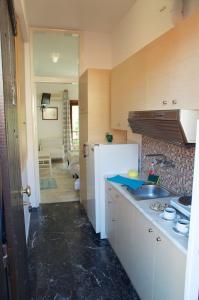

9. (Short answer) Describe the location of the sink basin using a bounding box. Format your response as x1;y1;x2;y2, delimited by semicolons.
126;184;173;200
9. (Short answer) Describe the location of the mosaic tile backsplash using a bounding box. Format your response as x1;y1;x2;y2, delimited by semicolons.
141;136;195;195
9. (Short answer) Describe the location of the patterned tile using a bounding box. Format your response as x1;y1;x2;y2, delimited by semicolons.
141;136;195;195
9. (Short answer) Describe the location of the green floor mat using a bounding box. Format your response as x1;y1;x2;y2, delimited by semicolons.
40;178;57;190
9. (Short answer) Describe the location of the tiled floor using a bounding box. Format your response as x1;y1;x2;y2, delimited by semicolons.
28;202;140;300
39;162;79;204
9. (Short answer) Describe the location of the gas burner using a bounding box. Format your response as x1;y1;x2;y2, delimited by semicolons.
178;196;192;206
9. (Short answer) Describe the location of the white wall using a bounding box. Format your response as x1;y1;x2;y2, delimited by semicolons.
24;42;41;208
37;99;63;140
111;0;199;67
36;82;78;141
111;0;174;66
80;31;112;74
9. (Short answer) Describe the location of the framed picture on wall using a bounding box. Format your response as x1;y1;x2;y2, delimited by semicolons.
42;107;58;120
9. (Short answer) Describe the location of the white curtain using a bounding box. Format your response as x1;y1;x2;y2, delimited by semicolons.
63;90;72;155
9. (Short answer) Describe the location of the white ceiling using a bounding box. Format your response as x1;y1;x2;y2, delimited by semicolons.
25;0;136;33
33;31;79;77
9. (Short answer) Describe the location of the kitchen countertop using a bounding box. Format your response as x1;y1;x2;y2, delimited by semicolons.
106;180;188;256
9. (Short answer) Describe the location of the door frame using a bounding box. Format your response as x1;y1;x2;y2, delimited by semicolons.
26;27;80;207
23;39;41;208
184;121;199;300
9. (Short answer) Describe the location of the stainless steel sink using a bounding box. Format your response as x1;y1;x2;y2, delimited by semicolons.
126;184;173;200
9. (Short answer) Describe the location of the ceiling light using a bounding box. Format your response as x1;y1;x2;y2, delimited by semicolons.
51;53;60;63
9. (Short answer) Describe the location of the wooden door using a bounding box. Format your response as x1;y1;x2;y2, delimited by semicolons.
0;0;30;299
79;114;88;209
15;20;30;239
0;163;9;299
79;72;88;208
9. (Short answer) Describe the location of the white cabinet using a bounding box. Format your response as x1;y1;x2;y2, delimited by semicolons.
105;183;186;300
116;192;137;281
105;184;119;251
111;16;199;130
111;51;146;130
105;183;140;286
133;209;156;300
153;227;186;300
134;210;186;300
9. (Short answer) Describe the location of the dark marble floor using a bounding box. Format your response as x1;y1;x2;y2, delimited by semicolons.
28;202;140;300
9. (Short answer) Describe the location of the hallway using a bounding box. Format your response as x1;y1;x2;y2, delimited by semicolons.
28;202;140;300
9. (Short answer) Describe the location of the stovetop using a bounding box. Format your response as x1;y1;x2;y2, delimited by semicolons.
170;197;191;219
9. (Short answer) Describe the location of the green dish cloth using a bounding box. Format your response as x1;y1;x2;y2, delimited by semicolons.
107;175;144;190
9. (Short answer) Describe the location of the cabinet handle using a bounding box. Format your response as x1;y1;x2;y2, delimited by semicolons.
156;237;161;242
148;228;153;233
112;219;117;222
172;99;177;105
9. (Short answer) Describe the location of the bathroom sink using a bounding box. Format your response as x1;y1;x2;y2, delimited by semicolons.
126;184;173;200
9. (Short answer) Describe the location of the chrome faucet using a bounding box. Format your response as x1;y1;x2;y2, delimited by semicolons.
145;153;175;168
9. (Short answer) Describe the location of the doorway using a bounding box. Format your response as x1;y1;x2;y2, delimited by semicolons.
36;82;80;203
32;29;80;205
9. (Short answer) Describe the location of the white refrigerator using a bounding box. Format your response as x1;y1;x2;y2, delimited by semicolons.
85;143;138;239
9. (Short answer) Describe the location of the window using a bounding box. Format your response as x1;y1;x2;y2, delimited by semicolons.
70;100;79;150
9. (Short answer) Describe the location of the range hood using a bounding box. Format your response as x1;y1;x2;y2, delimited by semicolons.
128;110;199;146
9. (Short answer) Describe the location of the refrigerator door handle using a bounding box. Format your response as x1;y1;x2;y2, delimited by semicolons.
83;144;89;158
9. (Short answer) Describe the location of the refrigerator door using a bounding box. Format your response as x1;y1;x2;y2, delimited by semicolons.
86;143;139;238
97;143;139;238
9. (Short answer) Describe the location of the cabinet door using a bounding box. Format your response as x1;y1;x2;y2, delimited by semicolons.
168;18;199;110
109;192;119;251
117;194;137;282
105;184;117;249
133;209;155;300
105;183;113;239
111;51;146;130
169;56;199;110
153;228;186;300
79;113;88;209
79;149;87;210
145;35;173;111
